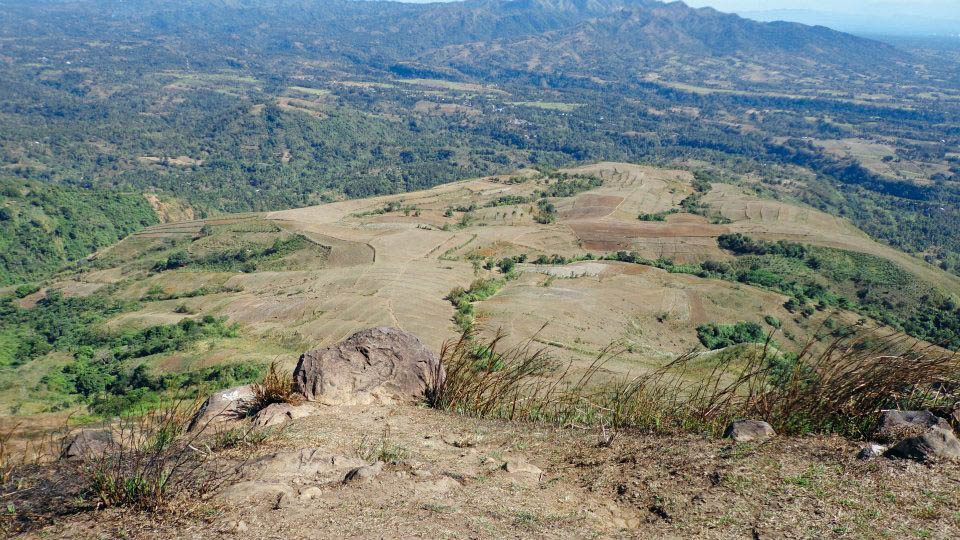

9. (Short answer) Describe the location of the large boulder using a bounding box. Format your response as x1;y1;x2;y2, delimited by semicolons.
876;410;952;442
884;427;960;462
187;384;255;433
61;429;116;461
293;327;444;405
723;420;775;442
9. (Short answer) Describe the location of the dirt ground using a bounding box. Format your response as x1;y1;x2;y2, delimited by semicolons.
10;403;960;539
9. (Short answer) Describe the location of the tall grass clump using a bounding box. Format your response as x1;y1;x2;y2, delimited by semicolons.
79;398;241;512
242;360;302;417
428;327;960;440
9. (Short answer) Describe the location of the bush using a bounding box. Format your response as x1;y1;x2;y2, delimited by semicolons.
697;322;767;350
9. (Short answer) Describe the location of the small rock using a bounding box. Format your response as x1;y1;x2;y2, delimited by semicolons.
502;458;543;480
250;402;315;428
298;487;323;500
856;444;887;460
343;462;384;484
273;492;292;510
219;481;296;505
723;420;775;442
885;427;960;462
61;429;116;461
244;449;364;482
233;520;248;533
428;475;462;493
187;384;255;432
876;410;952;442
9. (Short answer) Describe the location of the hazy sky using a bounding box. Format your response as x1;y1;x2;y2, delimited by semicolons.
684;0;957;16
682;1;960;35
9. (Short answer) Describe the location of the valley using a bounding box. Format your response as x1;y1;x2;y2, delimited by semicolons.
3;162;957;420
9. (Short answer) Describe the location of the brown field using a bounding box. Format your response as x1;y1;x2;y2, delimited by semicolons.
815;137;951;182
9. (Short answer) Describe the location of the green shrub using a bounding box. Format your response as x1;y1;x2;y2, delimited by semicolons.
697;321;767;350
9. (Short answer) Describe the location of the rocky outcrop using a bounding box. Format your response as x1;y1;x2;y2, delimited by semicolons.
884;427;960;462
250;402;316;428
61;429;116;460
187;384;255;433
876;410;952;443
723;420;775;443
293;327;444;405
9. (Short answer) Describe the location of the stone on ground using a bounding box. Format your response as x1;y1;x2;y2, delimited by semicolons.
250;402;316;428
884;427;960;462
293;327;444;405
187;384;255;432
343;461;384;484
723;420;775;442
61;429;116;460
876;410;952;442
856;444;887;460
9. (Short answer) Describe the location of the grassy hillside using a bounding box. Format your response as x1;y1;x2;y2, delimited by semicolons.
0;179;158;285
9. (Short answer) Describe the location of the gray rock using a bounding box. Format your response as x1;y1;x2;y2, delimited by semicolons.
219;481;296;506
293;327;445;405
187;384;255;433
298;486;324;500
250;402;316;428
723;420;775;442
876;410;951;442
245;449;364;482
931;404;960;431
885;427;960;462
500;458;543;480
857;444;888;460
343;462;384;484
61;429;116;461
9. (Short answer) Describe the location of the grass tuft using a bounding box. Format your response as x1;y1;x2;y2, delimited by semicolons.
243;360;302;417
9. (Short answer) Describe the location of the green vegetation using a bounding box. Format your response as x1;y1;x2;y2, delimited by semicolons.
535;174;603;198
0;180;158;285
0;286;263;416
447;276;515;332
638;210;677;222
153;235;311;273
696;322;767;350
141;284;243;302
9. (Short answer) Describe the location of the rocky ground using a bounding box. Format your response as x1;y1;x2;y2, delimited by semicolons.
13;402;960;539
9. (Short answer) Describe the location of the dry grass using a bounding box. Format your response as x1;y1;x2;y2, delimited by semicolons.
430;328;960;440
244;360;302;417
77;398;242;512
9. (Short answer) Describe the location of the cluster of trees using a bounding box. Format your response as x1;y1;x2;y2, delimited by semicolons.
0;285;259;415
0;180;157;285
696;322;767;350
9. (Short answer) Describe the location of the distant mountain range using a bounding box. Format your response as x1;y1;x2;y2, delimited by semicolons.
0;0;923;88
